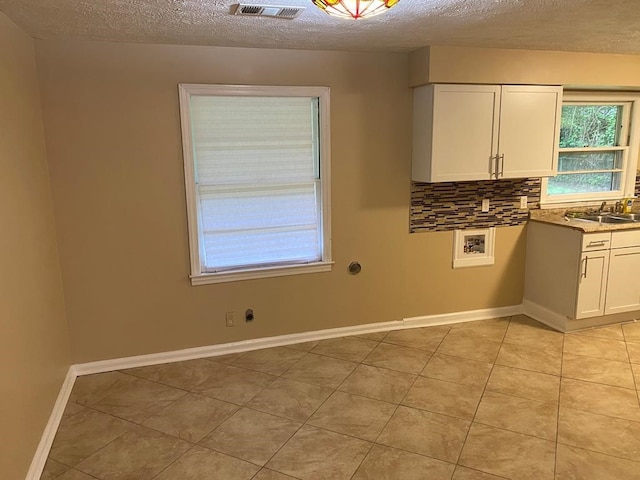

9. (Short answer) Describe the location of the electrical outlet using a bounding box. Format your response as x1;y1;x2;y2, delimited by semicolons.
520;195;528;209
481;199;490;212
225;312;235;327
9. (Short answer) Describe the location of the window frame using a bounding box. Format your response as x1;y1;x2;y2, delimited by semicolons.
540;92;640;208
178;84;332;285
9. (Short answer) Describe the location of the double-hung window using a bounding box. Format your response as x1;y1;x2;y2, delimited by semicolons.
179;84;332;285
541;93;640;206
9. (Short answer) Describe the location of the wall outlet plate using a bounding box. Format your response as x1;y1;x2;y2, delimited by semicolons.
481;199;490;212
225;312;235;327
520;196;528;209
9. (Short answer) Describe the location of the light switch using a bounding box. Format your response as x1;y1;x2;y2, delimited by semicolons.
481;199;490;212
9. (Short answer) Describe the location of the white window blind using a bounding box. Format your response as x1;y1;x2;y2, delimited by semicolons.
189;95;323;272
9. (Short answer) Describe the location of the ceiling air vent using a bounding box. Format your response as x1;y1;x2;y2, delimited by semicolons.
234;4;305;19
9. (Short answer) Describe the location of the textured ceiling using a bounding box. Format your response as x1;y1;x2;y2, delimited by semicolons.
1;0;640;54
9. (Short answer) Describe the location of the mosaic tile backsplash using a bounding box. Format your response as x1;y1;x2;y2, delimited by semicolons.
410;178;541;233
411;174;640;233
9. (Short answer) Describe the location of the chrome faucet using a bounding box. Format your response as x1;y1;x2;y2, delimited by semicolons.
598;201;607;213
615;201;623;214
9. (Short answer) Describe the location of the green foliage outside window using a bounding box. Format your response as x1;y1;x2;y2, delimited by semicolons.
559;105;620;148
548;104;622;196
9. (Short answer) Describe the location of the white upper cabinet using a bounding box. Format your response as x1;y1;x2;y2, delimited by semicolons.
499;86;563;179
412;84;562;182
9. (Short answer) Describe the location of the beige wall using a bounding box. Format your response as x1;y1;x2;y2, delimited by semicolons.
0;13;70;479
410;46;640;88
35;40;526;363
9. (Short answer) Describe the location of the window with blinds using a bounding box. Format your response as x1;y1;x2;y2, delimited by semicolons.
179;85;332;284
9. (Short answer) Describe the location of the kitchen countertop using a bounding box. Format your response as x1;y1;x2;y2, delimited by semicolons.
529;208;640;233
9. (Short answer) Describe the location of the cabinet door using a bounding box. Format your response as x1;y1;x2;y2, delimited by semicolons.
575;250;609;319
498;85;562;179
604;246;640;315
428;85;500;181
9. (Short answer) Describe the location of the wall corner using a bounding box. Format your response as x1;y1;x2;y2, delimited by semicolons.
408;46;430;88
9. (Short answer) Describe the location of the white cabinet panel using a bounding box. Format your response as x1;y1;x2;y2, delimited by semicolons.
498;86;562;179
605;246;640;315
581;232;612;251
412;84;499;182
575;250;609;319
611;230;640;249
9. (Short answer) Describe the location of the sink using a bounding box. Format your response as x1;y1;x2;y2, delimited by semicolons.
577;214;636;224
615;213;640;221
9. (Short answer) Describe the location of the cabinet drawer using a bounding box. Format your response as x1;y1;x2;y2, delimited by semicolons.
611;229;640;249
581;232;611;251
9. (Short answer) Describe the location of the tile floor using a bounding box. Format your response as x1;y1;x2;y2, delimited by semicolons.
41;315;640;480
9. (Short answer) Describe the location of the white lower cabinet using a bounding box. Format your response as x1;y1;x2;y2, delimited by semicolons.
605;245;640;314
524;222;640;327
575;250;609;319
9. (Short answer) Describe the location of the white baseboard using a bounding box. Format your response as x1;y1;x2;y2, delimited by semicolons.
522;299;568;332
74;304;524;376
403;304;524;328
25;366;77;480
73;320;403;376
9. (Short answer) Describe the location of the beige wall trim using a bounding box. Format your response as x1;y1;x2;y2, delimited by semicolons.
73;304;523;376
25;368;77;480
403;304;524;328
409;45;640;88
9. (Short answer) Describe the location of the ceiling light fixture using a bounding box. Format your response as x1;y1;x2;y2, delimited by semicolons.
312;0;399;20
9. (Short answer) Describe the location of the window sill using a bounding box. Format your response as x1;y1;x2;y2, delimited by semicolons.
190;261;334;285
540;195;628;210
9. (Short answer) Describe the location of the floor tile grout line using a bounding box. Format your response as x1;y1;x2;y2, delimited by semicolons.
274;337;382;480
348;327;453;479
68;428;133;479
148;443;200;480
358;325;455;473
49;403;179;470
480;386;559;406
559;404;640;424
118;362;279;408
560;374;638;391
453;315;512;470
199;418;306;477
469;419;557;443
554;327;566;480
555;438;640;466
491;361;563;378
57;405;90;424
452;464;511;480
46;461;102;480
191;340;373;476
80;403;201;446
256;336;384;480
623;334;640;410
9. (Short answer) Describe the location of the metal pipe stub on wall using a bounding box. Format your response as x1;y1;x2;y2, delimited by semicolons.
348;262;362;275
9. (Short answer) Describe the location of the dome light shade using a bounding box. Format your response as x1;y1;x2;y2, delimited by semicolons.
312;0;399;19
